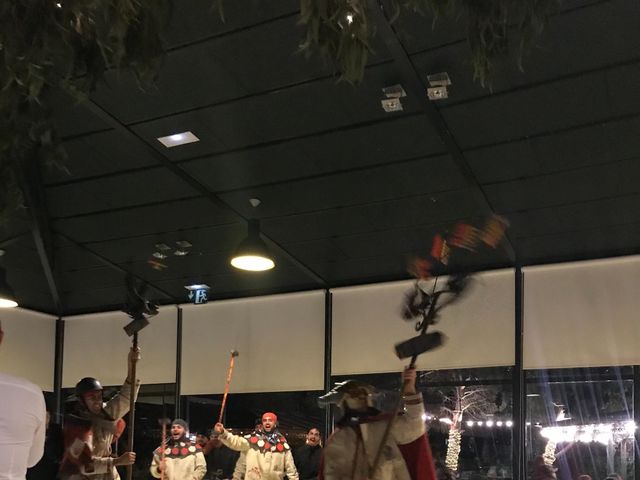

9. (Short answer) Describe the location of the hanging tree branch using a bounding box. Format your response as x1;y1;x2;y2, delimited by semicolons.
0;0;171;224
299;0;561;85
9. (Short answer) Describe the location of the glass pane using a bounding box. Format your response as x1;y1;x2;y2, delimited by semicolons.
183;391;324;479
332;366;513;480
526;368;634;480
60;383;176;480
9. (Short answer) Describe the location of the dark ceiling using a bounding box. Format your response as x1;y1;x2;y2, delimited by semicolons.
2;0;640;315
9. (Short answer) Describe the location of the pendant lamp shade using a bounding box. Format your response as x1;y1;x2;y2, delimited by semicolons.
230;219;275;271
0;267;18;308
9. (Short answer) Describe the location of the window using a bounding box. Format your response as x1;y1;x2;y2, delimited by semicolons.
526;368;634;480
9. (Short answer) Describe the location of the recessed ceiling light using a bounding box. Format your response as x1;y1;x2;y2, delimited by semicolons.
152;252;167;259
157;131;199;148
155;243;171;251
176;240;192;248
174;249;189;256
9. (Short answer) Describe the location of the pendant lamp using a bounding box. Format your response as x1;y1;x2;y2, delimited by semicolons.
230;219;275;272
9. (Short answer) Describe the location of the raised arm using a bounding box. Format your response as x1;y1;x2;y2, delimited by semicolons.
393;367;426;444
104;347;141;420
213;423;250;452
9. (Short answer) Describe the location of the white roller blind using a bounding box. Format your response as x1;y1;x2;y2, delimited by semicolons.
181;291;325;395
331;269;515;375
524;255;640;369
0;308;56;391
63;306;177;387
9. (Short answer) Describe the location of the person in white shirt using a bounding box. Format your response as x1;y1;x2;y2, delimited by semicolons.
0;320;47;480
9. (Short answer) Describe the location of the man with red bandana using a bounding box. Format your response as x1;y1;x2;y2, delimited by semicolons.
150;419;206;480
213;412;298;480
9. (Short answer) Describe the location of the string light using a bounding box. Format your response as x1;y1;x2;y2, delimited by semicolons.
422;414;515;428
541;421;637;445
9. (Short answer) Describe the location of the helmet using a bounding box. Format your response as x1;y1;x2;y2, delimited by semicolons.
75;377;103;397
318;380;376;411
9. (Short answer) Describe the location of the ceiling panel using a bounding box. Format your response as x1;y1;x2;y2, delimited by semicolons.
81;223;245;265
150;264;319;298
441;62;640;148
51;90;111;138
515;222;640;265
218;154;468;218
507;194;640;241
53;197;238;243
409;0;640;105
91;52;248;126
198;15;333;94
165;0;300;48
46;168;198;218
484;159;640;213
45;130;161;185
310;254;419;285
130;62;422;161
261;188;487;244
466;115;640;185
180;114;445;192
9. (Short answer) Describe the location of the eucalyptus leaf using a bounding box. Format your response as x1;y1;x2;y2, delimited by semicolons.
0;0;172;224
299;0;560;85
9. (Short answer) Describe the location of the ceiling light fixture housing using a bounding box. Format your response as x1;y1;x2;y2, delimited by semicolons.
230;219;275;272
426;72;451;101
381;84;406;112
157;131;200;148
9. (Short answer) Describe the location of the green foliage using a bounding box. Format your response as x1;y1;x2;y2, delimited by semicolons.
299;0;560;86
0;0;171;224
299;0;372;83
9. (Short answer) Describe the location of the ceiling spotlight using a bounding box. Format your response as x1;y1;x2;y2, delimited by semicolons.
152;252;167;259
381;84;406;113
157;131;200;148
155;243;171;251
427;71;451;101
381;98;403;112
466;421;474;427
174;249;189;256
0;251;17;308
176;240;192;248
346;13;354;24
230;219;275;272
